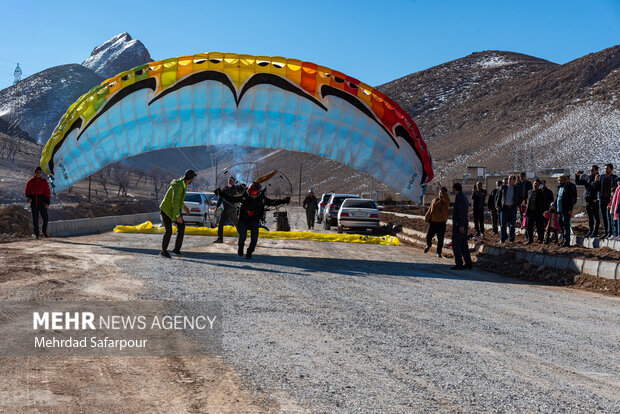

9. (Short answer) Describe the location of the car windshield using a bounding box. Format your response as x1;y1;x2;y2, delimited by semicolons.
343;200;377;209
321;194;331;203
184;194;202;203
332;196;357;205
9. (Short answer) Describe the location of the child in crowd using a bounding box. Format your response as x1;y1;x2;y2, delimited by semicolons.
543;203;561;244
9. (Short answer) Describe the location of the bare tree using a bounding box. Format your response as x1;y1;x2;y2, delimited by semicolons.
5;138;20;163
94;166;112;198
0;138;6;160
113;165;131;197
134;169;147;187
149;168;174;200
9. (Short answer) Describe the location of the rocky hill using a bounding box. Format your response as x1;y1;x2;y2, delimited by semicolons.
378;46;620;180
0;33;151;144
82;32;152;79
0;64;104;142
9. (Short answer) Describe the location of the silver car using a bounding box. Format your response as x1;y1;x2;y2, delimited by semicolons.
323;193;360;230
182;192;221;227
337;198;380;233
316;192;333;224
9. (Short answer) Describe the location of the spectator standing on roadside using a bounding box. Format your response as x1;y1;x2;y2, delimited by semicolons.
496;175;522;243
517;173;533;240
25;166;51;239
599;163;618;239
525;179;546;244
302;189;319;230
575;166;601;237
488;180;502;235
517;173;533;201
450;183;473;270
159;170;196;258
541;179;555;212
556;175;577;247
424;186;450;257
611;187;620;239
471;181;487;237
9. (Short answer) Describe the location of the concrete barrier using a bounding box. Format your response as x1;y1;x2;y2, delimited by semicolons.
568;259;584;273
384;221;619;280
572;235;620;251
48;212;160;237
582;260;600;277
386;212;620;252
598;262;618;281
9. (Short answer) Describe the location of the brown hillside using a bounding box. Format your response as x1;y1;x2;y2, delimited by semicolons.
378;46;620;180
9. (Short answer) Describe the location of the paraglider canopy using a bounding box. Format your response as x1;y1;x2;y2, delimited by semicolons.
41;53;433;202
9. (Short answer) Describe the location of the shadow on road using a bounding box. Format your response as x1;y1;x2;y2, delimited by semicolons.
87;242;532;285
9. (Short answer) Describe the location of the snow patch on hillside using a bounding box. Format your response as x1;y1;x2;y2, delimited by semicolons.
477;56;515;68
440;102;620;177
82;33;151;79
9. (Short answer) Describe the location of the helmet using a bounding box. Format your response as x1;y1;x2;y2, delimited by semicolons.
248;182;261;195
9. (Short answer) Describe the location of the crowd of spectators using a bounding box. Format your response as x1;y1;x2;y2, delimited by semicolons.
424;164;619;264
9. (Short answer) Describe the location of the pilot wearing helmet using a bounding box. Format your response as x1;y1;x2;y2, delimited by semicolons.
215;182;290;259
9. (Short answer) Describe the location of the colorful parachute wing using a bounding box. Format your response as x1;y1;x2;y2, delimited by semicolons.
41;53;433;201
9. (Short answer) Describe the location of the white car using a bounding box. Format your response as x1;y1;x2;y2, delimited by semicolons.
182;192;221;227
323;193;360;230
337;198;380;233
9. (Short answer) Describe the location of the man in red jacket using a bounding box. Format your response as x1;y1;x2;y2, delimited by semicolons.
25;167;51;238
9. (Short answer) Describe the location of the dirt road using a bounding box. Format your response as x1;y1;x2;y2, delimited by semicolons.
0;209;619;413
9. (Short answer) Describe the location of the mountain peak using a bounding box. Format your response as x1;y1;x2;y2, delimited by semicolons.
82;33;152;80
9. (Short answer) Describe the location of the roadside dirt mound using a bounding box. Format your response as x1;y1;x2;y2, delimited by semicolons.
381;212;620;261
0;205;32;238
381;212;620;296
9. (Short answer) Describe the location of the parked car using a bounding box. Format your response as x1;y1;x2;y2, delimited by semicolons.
182;191;221;227
316;193;333;224
337;198;380;233
323;193;360;230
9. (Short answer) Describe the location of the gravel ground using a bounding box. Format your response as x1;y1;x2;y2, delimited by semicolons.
102;207;620;413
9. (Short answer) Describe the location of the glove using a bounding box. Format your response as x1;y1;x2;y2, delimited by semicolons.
284;196;290;204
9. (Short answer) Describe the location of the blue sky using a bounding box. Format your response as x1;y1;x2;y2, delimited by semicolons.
0;0;618;90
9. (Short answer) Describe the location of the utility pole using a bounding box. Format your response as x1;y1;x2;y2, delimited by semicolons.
298;164;303;205
13;63;22;85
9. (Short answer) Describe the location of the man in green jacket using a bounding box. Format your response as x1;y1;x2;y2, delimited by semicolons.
159;170;196;258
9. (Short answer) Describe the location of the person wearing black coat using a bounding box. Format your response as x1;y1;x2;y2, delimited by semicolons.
215;182;290;259
451;183;473;270
488;180;502;235
541;180;555;210
575;166;601;237
214;177;243;243
555;175;578;247
471;181;487;236
302;190;319;229
525;179;546;244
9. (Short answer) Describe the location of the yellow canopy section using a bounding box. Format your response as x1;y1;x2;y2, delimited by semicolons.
113;222;399;246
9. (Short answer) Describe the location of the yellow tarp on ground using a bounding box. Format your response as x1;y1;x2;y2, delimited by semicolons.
114;222;399;246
